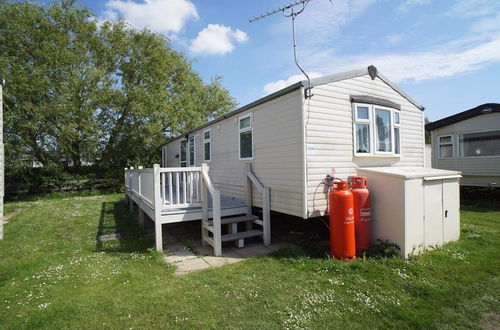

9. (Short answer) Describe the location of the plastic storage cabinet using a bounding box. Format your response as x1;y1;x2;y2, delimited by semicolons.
356;167;461;258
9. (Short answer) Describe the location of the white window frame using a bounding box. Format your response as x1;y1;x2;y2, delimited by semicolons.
352;103;400;157
203;129;211;162
188;136;196;166
179;140;187;167
394;110;401;155
457;129;500;158
238;113;254;160
353;103;372;155
438;134;454;159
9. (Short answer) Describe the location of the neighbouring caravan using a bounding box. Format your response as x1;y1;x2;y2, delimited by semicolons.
161;66;426;219
426;103;500;187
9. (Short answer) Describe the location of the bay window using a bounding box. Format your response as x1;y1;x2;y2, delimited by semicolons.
353;103;400;156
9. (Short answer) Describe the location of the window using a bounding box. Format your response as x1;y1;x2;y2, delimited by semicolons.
238;113;253;160
354;106;370;153
438;135;454;159
394;111;401;154
353;103;400;156
188;136;195;166
180;140;187;167
459;130;500;157
203;129;211;162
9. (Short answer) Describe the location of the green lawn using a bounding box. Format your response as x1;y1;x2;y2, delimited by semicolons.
0;193;498;329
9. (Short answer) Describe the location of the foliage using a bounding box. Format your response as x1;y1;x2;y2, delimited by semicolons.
367;239;401;258
425;116;432;144
0;0;236;171
4;166;120;198
0;193;498;329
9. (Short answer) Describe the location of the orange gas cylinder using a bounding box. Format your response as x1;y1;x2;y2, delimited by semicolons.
328;181;356;261
349;176;372;257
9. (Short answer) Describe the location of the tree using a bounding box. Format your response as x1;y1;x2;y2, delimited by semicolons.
0;0;236;171
425;117;432;144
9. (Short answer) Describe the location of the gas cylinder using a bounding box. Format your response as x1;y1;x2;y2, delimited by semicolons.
328;181;356;261
349;176;372;257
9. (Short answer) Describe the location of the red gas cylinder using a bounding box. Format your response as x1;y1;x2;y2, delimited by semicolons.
328;181;356;261
349;176;372;257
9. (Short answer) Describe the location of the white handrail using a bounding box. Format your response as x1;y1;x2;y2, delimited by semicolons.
200;163;222;256
245;164;271;246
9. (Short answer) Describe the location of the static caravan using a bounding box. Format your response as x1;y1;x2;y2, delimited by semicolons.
126;65;434;256
161;65;426;218
426;103;500;187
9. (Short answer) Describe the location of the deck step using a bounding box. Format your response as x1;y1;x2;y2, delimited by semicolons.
206;215;258;226
221;229;263;242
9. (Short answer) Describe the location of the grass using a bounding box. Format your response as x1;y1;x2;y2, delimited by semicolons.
0;193;499;329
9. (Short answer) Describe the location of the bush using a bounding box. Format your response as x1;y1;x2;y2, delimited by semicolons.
5;166;122;199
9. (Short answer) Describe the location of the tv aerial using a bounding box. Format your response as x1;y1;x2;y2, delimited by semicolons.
249;0;334;99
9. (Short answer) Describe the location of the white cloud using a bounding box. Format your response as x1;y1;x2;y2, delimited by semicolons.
190;24;248;56
263;34;500;93
386;33;405;45
284;0;377;46
263;72;323;95
102;0;198;34
398;0;431;12
448;0;500;18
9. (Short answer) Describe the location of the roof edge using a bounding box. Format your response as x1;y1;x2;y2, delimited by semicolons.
162;81;302;145
426;103;500;131
162;65;425;147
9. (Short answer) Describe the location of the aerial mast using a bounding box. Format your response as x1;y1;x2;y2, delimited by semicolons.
249;0;327;99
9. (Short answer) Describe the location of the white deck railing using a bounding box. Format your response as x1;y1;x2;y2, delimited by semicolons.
125;164;221;252
160;167;202;209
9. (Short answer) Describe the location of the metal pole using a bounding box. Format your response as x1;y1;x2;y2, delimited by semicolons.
0;77;4;240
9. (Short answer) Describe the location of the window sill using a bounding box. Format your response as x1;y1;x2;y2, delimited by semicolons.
354;153;401;159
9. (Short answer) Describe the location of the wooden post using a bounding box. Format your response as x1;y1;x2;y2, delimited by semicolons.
212;190;222;256
263;187;271;246
153;164;163;251
201;163;209;247
129;167;134;212
124;168;129;205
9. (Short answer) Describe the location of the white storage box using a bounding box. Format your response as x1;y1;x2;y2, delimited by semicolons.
356;167;461;258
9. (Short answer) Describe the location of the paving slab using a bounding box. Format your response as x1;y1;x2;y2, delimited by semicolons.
175;258;211;275
202;250;245;267
97;233;121;242
164;249;197;264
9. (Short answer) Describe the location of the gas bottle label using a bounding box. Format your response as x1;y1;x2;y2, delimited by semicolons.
348;208;353;215
344;216;354;224
360;208;371;217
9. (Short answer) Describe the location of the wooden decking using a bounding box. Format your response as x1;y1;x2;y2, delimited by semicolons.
124;164;270;256
125;189;247;224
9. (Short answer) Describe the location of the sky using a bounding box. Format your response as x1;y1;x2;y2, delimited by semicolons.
77;0;499;121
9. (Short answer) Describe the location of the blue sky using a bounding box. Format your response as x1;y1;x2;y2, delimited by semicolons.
79;0;499;121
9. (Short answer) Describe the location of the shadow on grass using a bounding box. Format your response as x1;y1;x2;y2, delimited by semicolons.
95;200;153;254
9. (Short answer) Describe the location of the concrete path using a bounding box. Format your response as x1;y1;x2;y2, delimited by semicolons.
161;223;291;275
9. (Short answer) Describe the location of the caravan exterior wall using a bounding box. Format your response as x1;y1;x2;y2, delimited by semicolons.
305;75;424;217
164;89;306;217
162;68;425;219
430;112;500;187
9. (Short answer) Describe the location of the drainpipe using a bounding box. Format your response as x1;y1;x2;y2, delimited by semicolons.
0;77;4;240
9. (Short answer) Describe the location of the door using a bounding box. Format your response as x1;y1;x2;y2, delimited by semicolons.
424;180;443;248
442;179;460;242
